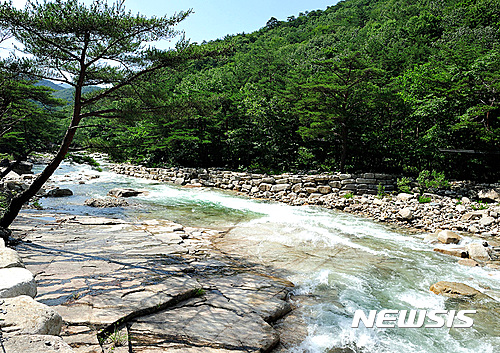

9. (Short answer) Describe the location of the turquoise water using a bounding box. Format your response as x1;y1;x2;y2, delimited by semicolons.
33;162;500;353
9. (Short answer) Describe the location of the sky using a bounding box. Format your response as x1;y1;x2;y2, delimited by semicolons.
1;0;339;54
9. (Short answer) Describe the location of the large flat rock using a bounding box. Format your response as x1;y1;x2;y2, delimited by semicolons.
11;214;293;352
129;297;279;352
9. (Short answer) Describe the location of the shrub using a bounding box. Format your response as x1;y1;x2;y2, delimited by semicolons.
377;183;386;198
417;170;449;192
418;196;431;203
397;177;412;193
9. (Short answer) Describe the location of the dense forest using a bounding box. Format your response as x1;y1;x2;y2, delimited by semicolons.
2;0;500;181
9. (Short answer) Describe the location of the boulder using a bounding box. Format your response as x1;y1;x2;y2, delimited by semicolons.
430;281;482;298
2;335;74;353
0;295;62;336
480;216;495;226
423;233;439;244
45;188;73;197
398;207;413;220
0;267;37;298
0;247;25;268
478;189;500;203
465;243;491;261
317;185;332;194
437;230;461;244
458;258;480;267
107;188;144;197
397;193;414;201
11;161;33;175
84;197;128;208
434;247;468;258
174;177;185;185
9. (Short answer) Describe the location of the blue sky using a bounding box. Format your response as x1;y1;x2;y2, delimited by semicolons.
4;0;339;51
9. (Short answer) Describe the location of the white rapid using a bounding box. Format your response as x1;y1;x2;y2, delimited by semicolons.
33;162;500;353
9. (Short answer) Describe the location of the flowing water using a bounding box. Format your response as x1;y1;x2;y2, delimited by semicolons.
31;162;500;353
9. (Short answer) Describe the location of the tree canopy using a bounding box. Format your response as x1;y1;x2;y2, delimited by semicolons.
0;0;193;230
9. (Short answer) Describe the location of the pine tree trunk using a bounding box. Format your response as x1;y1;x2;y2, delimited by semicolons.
0;83;84;233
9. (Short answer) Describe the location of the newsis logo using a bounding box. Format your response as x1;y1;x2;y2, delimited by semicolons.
351;309;476;328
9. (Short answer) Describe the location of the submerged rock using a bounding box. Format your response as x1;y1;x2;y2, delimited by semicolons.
84;197;128;208
437;230;461;244
107;188;145;197
429;281;483;298
45;188;73;197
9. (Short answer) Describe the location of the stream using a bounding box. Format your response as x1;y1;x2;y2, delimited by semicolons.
30;161;500;353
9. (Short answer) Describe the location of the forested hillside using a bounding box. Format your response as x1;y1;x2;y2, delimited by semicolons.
3;0;500;180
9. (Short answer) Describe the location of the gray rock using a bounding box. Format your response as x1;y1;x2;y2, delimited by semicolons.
84;197;128;208
2;335;74;353
174;177;185;185
466;243;491;261
0;295;62;336
46;188;73;197
397;193;414;201
107;188;144;197
129;301;279;352
480;216;495;226
0;267;37;298
0;247;25;269
317;185;332;194
270;184;290;192
261;177;276;184
11;161;33;175
478;189;500;202
437;230;461;244
398;207;413;220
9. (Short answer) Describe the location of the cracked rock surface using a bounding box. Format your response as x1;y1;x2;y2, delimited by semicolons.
11;213;294;353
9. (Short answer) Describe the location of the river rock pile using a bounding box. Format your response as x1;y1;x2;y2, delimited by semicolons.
0;234;73;352
110;165;500;236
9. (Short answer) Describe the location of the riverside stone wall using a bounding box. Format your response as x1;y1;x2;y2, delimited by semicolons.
110;165;397;199
109;164;500;236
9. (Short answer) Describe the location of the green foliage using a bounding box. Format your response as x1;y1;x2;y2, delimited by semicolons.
2;0;499;181
416;170;450;192
194;288;206;296
471;201;489;210
418;195;431;203
66;153;100;167
377;183;386;198
343;192;354;199
397;177;412;193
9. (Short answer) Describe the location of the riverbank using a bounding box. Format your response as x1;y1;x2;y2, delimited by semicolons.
110;165;500;237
